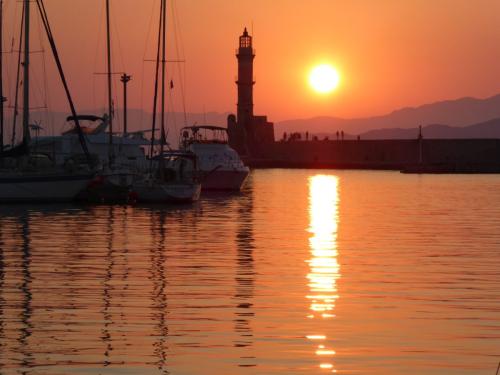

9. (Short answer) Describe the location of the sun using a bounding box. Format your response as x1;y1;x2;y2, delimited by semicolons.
309;64;340;94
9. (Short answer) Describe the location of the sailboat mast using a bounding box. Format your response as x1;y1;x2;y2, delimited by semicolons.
106;0;113;162
148;0;163;171
0;0;3;152
11;4;24;146
159;0;166;157
22;0;30;143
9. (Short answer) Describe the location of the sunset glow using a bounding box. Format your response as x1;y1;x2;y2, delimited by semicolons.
309;65;340;94
0;0;497;124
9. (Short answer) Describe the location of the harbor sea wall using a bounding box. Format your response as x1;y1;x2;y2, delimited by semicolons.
247;139;500;171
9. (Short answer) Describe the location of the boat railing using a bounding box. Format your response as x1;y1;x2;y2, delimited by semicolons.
179;125;229;148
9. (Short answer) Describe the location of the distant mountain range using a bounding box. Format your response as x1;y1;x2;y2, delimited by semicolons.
359;118;500;139
5;93;500;143
275;94;500;139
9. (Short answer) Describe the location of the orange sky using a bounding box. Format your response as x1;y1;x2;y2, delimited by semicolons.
4;0;500;123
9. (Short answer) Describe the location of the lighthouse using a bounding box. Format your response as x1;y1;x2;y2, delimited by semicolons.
236;28;254;126
228;28;274;156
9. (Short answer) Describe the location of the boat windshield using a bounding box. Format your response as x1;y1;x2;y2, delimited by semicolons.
180;126;228;147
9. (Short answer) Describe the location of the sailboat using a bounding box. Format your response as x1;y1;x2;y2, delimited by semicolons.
131;0;201;203
0;0;94;202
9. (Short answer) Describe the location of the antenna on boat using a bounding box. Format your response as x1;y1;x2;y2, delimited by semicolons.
418;125;423;165
120;73;131;136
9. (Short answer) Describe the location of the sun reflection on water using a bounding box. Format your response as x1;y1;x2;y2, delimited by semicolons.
306;175;340;372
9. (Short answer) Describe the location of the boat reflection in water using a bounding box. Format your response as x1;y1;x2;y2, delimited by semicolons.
232;185;255;367
307;175;340;373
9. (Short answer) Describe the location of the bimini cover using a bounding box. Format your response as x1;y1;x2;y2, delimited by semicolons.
66;115;103;122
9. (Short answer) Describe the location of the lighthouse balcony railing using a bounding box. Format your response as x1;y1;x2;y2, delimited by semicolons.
235;76;256;84
235;48;256;55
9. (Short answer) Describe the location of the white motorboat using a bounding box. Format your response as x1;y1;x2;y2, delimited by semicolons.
34;115;151;172
179;126;249;190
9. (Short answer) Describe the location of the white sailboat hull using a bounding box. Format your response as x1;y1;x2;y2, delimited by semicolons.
0;174;93;203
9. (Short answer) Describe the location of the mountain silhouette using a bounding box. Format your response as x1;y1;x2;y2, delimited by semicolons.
275;93;500;137
360;118;500;139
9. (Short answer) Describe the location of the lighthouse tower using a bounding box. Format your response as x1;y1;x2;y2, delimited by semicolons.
236;28;254;126
228;28;274;156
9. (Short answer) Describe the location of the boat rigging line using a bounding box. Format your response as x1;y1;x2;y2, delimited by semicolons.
35;0;92;166
170;0;188;127
91;0;105;114
35;9;54;136
139;0;158;131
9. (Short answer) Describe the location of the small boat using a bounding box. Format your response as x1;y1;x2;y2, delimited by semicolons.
130;0;200;204
179;125;249;190
77;167;134;203
131;151;201;203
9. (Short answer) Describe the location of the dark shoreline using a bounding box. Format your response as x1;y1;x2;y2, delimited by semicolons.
243;138;500;174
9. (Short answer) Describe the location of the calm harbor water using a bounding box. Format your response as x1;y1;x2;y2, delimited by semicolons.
0;169;499;375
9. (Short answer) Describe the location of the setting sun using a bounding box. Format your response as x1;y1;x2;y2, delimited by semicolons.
309;64;340;94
